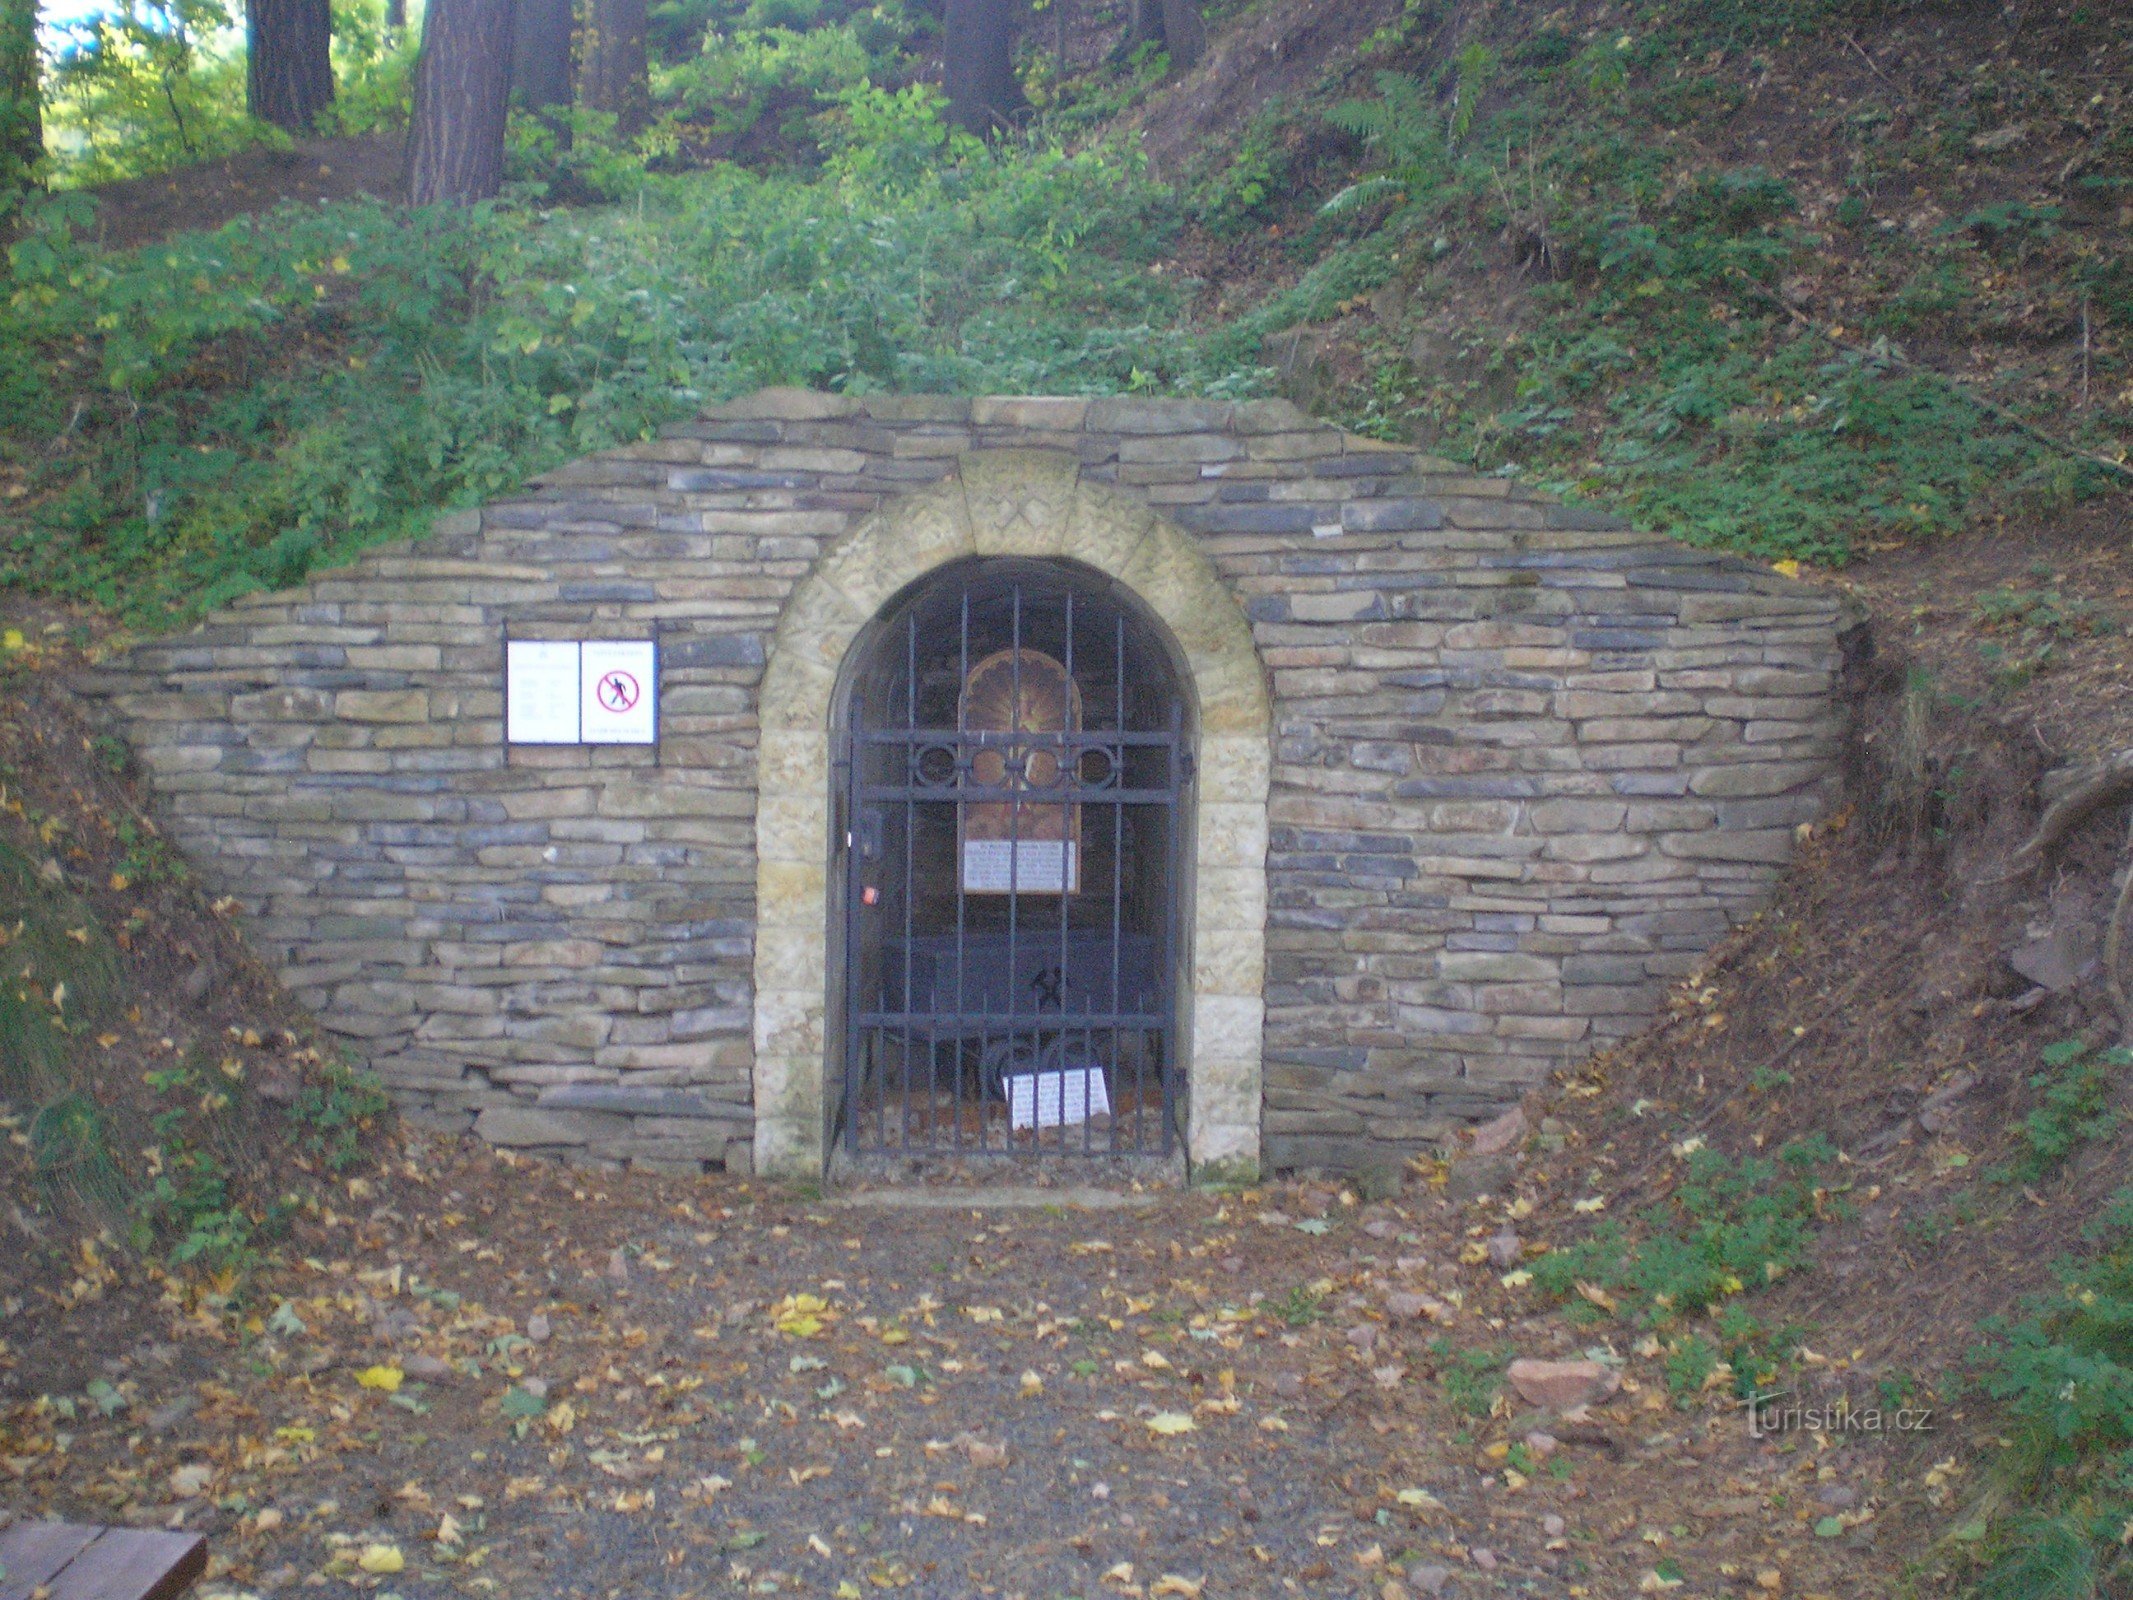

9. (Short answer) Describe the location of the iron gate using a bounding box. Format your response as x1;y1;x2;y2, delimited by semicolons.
836;559;1189;1158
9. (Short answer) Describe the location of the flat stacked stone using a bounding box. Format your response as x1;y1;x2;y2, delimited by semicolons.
78;390;1847;1177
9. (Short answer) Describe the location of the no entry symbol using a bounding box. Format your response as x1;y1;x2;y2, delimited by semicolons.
595;670;640;714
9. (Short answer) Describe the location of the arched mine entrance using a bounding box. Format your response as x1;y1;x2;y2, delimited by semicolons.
829;556;1196;1165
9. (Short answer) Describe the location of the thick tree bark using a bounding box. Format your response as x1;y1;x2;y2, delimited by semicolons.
511;0;572;115
1125;0;1203;71
1157;0;1204;70
0;0;40;184
577;0;647;137
247;0;335;133
943;0;1021;134
405;0;517;206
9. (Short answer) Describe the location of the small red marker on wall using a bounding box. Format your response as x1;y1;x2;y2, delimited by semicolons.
862;885;879;906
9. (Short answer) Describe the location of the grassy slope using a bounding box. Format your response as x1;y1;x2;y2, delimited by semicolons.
0;620;390;1302
1150;0;2131;562
4;2;2125;628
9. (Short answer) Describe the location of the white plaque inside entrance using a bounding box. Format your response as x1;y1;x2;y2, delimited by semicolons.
961;838;1076;894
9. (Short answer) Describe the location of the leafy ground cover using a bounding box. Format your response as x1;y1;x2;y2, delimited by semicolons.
1;96;1244;628
6;1140;1916;1600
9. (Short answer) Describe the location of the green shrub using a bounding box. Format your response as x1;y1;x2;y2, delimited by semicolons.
1531;1137;1835;1326
0;108;1234;629
43;0;263;186
1191;100;1293;236
0;835;120;1095
129;1055;297;1272
2001;1040;2127;1186
288;1057;390;1171
1429;1337;1512;1416
29;1091;129;1221
658;15;884;143
1272;1282;1325;1327
323;0;418;135
1971;1188;2133;1597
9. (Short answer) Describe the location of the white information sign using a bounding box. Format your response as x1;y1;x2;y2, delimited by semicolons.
579;640;658;745
505;641;583;744
961;838;1076;894
1007;1067;1111;1131
505;639;659;745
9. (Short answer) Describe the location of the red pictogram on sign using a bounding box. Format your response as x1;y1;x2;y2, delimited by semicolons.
595;670;640;713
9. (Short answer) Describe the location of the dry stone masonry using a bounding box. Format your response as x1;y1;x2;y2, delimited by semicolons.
79;391;1848;1180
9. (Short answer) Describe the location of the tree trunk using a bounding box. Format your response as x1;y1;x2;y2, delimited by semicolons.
511;0;572;115
405;0;517;206
943;0;1020;134
0;0;41;185
385;0;405;31
1125;0;1160;50
577;0;647;137
1157;0;1204;70
1123;0;1203;71
247;0;335;133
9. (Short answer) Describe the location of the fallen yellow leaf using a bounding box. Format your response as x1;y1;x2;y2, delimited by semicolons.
356;1543;405;1574
1145;1411;1195;1436
356;1365;405;1392
774;1293;833;1338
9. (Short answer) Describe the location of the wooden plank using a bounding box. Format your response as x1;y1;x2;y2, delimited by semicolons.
45;1528;208;1600
0;1522;102;1600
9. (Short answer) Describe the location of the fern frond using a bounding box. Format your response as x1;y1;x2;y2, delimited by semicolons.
1327;99;1394;142
1319;176;1404;217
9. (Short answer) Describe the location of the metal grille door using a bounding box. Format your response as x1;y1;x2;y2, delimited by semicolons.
836;559;1189;1158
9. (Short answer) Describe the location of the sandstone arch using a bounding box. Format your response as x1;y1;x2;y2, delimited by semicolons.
751;450;1272;1179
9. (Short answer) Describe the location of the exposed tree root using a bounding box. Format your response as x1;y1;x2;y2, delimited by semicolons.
2002;749;2133;872
2108;817;2133;1047
1996;750;2133;1043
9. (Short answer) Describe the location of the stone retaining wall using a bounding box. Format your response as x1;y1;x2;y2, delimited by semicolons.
78;391;1848;1178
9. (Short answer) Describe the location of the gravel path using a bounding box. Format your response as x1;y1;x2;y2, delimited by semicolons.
3;1140;1899;1600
